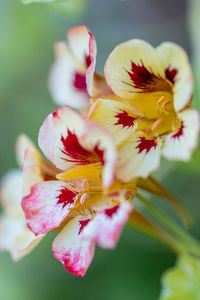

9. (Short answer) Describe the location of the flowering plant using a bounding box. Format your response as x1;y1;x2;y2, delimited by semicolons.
1;24;200;297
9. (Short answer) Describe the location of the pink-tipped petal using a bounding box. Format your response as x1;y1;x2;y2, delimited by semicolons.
83;202;133;249
52;217;95;277
67;25;92;66
163;109;200;161
67;25;107;99
85;29;98;96
22;181;78;235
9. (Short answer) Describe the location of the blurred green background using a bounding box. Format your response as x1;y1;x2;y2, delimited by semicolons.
0;0;200;299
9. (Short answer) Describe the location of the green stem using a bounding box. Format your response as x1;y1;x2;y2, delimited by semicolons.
137;193;200;258
129;219;187;255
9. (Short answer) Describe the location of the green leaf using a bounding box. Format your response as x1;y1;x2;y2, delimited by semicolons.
160;255;200;300
21;0;67;4
21;0;88;16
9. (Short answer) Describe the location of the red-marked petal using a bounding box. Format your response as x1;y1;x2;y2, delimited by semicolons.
48;41;89;110
22;181;78;235
67;25;91;66
163;109;199;160
157;42;193;112
83;202;133;249
105;39;166;100
116;133;162;182
85;28;97;96
136;137;158;154
39;106;117;188
88;99;138;145
114;110;136;128
52;217;95;277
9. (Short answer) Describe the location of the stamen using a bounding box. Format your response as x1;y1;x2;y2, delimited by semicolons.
156;96;172;115
157;96;165;106
162;100;170;112
80;193;88;205
151;118;163;131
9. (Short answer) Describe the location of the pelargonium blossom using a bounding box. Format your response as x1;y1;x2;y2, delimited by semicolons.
21;106;137;277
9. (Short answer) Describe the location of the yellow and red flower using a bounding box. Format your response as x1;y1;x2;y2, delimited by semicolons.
21;106;137;277
49;26;199;181
1;25;199;279
88;39;199;181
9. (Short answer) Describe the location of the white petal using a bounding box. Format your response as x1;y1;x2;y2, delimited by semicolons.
157;42;193;112
0;170;23;217
52;216;95;277
116;133;162;181
163;109;200;161
0;216;42;261
48;41;89;110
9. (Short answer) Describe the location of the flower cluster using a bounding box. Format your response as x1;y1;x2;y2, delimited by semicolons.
0;25;199;277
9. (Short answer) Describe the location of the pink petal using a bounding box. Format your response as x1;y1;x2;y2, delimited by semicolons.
22;181;78;235
52;217;95;277
85;29;97;97
83;202;133;248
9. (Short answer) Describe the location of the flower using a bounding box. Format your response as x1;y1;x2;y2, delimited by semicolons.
0;136;42;261
2;25;197;279
21;106;137;277
48;25;109;111
49;26;199;181
88;39;199;181
1;105;189;276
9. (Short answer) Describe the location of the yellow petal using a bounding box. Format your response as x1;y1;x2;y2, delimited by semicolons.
105;39;169;100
